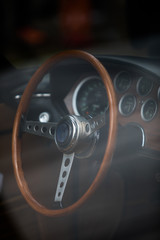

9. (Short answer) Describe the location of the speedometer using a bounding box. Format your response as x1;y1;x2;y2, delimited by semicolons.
72;76;108;117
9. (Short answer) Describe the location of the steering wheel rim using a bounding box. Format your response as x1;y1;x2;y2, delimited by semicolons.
12;50;117;217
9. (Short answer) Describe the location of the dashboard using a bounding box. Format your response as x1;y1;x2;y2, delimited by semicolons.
1;55;160;152
63;56;160;152
1;54;160;240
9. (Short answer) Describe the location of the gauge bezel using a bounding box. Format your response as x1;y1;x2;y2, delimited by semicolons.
141;98;157;122
114;71;131;93
119;94;137;116
136;76;153;96
72;76;107;116
157;86;160;101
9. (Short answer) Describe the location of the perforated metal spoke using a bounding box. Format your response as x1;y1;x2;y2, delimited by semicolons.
54;153;75;203
22;120;56;140
88;112;106;134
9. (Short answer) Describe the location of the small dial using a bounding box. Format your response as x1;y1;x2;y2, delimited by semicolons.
114;71;131;93
137;77;153;96
141;99;157;121
119;94;136;116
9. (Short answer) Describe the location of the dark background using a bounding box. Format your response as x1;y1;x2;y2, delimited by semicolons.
0;1;160;239
0;0;160;65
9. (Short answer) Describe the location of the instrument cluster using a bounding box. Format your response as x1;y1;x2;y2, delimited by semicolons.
114;71;158;122
70;70;159;122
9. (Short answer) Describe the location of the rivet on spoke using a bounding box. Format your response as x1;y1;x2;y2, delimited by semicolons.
27;125;32;130
60;182;64;188
62;171;67;178
34;125;39;131
85;124;89;133
58;192;61;197
41;127;47;133
49;127;55;136
64;158;70;167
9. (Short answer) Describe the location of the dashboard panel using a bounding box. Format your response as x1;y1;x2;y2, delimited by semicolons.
64;57;160;152
3;55;160;152
1;54;160;240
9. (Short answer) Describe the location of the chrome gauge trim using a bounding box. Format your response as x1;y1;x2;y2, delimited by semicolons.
15;93;51;100
72;76;103;116
72;77;90;115
139;125;145;147
114;71;131;93
119;94;136;116
126;123;145;148
158;86;160;101
141;98;157;122
136;76;153;96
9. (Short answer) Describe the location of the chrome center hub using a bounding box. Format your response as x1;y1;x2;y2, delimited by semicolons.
55;115;93;154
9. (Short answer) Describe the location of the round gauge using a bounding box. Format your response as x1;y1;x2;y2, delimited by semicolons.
119;94;136;116
141;99;157;121
72;76;108;117
137;76;153;96
114;71;131;93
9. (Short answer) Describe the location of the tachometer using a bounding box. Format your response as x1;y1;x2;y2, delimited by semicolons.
72;76;108;117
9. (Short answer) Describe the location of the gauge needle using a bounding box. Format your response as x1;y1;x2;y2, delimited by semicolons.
54;153;75;203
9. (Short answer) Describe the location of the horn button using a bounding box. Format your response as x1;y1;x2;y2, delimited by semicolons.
55;115;80;153
55;115;97;155
56;122;71;144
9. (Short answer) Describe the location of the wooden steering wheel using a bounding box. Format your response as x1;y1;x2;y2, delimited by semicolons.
12;50;117;217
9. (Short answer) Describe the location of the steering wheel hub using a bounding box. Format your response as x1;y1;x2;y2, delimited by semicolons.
55;115;93;154
55;116;77;152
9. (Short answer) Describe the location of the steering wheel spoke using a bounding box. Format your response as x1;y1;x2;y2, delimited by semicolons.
54;153;75;203
22;120;56;140
88;113;106;135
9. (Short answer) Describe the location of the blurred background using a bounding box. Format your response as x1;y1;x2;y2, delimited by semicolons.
0;0;160;67
0;2;160;239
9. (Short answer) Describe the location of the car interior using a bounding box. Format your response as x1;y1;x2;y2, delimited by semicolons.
0;1;160;240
